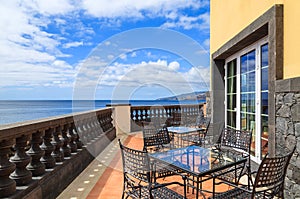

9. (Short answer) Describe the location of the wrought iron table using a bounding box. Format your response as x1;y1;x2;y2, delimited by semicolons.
167;126;204;148
149;145;247;199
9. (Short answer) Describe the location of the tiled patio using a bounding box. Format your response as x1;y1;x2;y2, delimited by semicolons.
58;132;230;199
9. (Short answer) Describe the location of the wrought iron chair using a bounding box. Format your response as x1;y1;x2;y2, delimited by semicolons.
213;128;252;187
181;117;211;147
143;126;171;152
143;126;180;179
119;139;187;199
211;146;295;199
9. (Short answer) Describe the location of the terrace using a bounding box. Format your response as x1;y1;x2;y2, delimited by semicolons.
0;101;295;198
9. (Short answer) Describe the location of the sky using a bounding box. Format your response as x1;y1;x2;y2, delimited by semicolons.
0;0;210;100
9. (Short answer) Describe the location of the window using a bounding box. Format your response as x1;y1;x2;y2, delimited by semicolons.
225;38;268;162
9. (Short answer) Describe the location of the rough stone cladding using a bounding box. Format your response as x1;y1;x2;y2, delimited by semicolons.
275;90;300;198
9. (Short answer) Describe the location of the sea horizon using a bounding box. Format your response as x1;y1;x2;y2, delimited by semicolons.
0;99;205;126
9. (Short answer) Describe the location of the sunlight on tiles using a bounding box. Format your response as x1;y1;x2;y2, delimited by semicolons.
77;188;84;192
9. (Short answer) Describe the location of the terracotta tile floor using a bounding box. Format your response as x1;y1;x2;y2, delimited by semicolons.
58;132;231;199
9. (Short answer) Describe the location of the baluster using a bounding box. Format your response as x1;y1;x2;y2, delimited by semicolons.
75;121;84;144
93;118;100;137
132;110;136;121
10;135;32;185
26;131;45;176
73;125;83;149
97;115;104;134
41;128;56;169
88;119;96;139
0;139;16;197
137;110;141;121
100;115;105;132
83;119;90;142
107;112;112;130
68;123;77;153
61;124;71;157
102;114;107;132
83;119;91;141
109;111;113;129
51;126;64;162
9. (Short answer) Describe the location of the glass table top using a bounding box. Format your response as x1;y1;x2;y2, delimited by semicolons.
167;126;203;134
149;145;247;176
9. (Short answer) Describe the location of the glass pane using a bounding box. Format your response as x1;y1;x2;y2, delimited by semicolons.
227;77;236;93
227;59;237;129
241;113;256;156
261;44;268;67
227;111;236;128
241;93;255;113
261;92;268;115
261;67;268;91
241;50;256;74
261;116;268;156
227;94;236;110
227;59;237;77
241;113;255;131
241;72;255;92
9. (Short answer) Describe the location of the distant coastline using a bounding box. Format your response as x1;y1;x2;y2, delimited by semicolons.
156;91;207;101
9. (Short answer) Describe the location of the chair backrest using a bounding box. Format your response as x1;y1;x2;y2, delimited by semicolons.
143;126;171;151
252;147;295;198
119;139;151;183
202;117;211;133
220;128;252;154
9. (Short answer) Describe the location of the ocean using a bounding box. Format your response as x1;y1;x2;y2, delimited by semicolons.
0;100;204;126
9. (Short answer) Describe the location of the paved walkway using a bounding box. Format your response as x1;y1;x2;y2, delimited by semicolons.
58;132;229;199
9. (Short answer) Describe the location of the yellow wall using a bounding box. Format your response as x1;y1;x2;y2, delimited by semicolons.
283;2;300;78
210;0;300;79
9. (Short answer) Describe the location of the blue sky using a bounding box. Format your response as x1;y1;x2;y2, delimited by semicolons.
0;0;210;100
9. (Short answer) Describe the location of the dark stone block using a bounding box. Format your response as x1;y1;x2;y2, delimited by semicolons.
277;105;290;118
291;104;300;122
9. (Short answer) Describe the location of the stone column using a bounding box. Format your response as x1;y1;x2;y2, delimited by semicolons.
108;104;131;135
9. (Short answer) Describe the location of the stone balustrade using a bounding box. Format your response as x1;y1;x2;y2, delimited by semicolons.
130;103;205;131
0;107;115;199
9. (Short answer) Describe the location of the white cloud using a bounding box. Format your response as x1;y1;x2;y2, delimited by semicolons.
24;0;76;15
0;0;75;88
63;41;84;48
168;61;180;71
94;60;208;91
119;54;127;60
161;12;210;31
81;0;205;18
131;52;137;57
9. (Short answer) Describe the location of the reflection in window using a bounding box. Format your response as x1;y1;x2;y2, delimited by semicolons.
261;43;268;156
